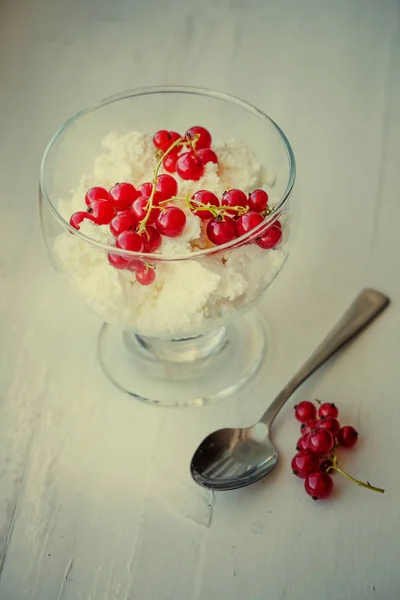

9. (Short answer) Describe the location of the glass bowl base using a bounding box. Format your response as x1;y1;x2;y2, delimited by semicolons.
97;312;267;408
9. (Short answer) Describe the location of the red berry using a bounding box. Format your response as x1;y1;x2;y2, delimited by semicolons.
186;126;212;150
151;192;165;205
190;190;219;220
88;200;115;225
138;182;153;198
319;459;335;474
153;130;170;151
85;186;109;206
109;211;136;237
156;174;178;200
141;226;162;253
109;183;139;210
131;196;160;225
305;472;334;500
165;131;181;152
69;211;93;230
176;152;204;181
307;429;334;456
108;252;130;270
221;189;248;216
248;189;269;213
337;426;358;448
318;402;339;419
136;265;156;286
163;153;179;173
300;419;318;435
197;148;218;165
153;130;181;152
206;217;237;245
291;451;320;478
137;184;164;205
296;435;309;452
316;417;341;437
126;258;146;272
256;222;282;249
235;211;264;237
294;401;317;423
116;230;144;252
156;206;186;237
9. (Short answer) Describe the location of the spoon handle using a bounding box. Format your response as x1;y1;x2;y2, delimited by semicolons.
260;289;390;428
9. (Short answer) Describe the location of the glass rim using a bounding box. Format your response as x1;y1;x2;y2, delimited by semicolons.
39;85;296;261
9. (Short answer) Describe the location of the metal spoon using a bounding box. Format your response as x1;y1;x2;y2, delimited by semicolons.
191;289;389;490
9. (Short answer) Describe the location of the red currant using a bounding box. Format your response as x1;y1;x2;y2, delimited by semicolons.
248;189;269;213
318;402;339;419
136;185;163;205
206;217;237;245
153;130;170;151
109;211;136;236
256;222;282;249
141;226;162;253
156;206;187;237
109;183;139;210
197;148;218;165
294;401;317;423
126;258;146;272
85;186;109;206
69;211;93;230
304;472;334;500
307;429;334;456
319;459;335;474
186;126;212;150
108;252;130;270
221;189;248;216
296;435;309;452
163;153;179;173
235;211;264;237
176;152;204;181
153;130;181;152
116;230;144;252
300;419;318;435
156;174;178;200
291;451;320;478
88;200;115;225
337;426;358;448
136;265;156;286
131;196;160;225
138;182;153;198
190;190;219;220
165;131;181;151
316;417;341;437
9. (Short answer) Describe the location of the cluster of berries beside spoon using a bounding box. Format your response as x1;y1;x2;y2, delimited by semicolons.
68;126;282;286
292;400;384;500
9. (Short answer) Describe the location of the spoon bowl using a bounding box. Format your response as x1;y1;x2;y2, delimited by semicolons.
191;425;278;490
191;289;390;490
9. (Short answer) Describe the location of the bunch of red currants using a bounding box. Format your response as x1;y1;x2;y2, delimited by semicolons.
291;400;384;500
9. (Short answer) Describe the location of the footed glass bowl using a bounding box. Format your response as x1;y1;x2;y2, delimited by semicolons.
39;86;296;407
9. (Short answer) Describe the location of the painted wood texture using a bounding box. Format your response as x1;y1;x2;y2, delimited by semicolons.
0;0;399;598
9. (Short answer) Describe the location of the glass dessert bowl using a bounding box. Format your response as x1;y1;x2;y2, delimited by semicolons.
39;86;296;407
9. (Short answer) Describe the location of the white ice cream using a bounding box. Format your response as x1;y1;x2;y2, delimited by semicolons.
54;131;288;335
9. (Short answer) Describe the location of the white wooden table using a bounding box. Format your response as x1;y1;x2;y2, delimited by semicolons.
1;0;399;598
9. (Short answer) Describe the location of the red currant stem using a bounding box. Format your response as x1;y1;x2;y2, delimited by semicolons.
186;132;201;153
263;206;274;216
138;137;184;234
327;455;384;494
183;194;249;218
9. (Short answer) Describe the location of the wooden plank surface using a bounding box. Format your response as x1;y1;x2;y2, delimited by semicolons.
0;0;399;598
